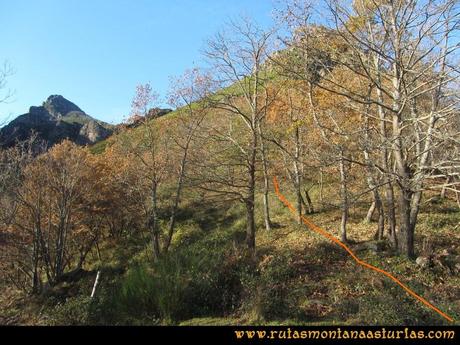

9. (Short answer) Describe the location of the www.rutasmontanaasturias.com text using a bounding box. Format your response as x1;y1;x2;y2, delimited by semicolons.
234;327;456;340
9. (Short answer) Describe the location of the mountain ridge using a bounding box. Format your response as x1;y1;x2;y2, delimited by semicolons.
0;95;114;148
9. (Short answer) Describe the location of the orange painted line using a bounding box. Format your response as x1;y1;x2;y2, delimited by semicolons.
272;176;454;323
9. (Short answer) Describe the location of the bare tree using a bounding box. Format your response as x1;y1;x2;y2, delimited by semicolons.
273;9;359;243
0;137;40;292
118;76;213;259
360;91;385;240
264;86;314;224
121;83;166;260
0;61;14;107
202;18;278;251
281;0;460;257
163;68;214;252
0;61;14;148
1;140;105;293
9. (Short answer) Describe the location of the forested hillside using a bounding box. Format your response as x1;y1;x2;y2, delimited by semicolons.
1;0;459;326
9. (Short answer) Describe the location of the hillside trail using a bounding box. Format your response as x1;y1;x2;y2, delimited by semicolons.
273;176;454;323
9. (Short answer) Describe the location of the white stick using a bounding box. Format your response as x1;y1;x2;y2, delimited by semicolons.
91;270;100;298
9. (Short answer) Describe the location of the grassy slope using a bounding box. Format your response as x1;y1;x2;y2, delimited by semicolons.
1;185;459;325
88;72;271;155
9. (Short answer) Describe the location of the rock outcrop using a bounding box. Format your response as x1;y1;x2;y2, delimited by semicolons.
0;95;113;148
78;120;113;144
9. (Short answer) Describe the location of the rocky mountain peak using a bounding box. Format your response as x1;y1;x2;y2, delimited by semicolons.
43;95;83;118
0;95;113;148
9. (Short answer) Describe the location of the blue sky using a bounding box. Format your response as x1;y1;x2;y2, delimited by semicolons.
0;0;275;124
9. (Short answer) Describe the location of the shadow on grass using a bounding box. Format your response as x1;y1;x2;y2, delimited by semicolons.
176;200;240;233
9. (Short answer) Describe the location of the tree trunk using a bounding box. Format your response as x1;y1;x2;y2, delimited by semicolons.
376;195;385;241
440;176;451;199
361;96;385;240
365;201;376;223
259;132;271;231
339;150;348;243
292;123;303;223
397;188;415;258
32;234;41;294
246;132;257;251
456;191;460;210
164;143;189;253
319;169;324;207
378;104;397;246
303;188;314;214
371;191;385;240
152;230;161;261
150;182;161;260
389;14;416;258
261;177;271;231
293;161;302;224
245;198;256;251
55;214;68;282
373;54;397;247
385;182;397;247
392;97;415;257
36;219;52;284
392;115;415;257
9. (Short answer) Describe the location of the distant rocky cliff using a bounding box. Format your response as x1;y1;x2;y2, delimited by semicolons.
0;95;114;148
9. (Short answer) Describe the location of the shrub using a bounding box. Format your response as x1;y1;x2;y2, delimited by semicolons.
240;251;306;321
89;237;248;324
119;265;159;316
49;296;92;325
425;213;460;229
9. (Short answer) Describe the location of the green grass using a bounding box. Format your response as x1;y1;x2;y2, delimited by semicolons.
2;189;459;326
86;68;277;156
89;139;110;154
61;111;94;125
